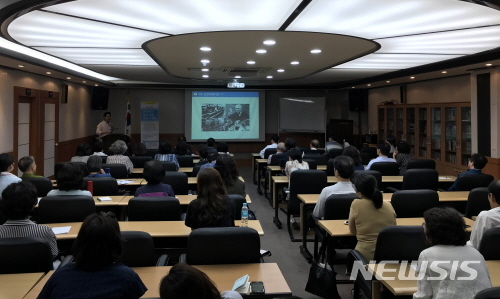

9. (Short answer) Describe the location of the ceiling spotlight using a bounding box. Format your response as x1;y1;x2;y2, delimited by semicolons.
277;69;285;72
67;77;71;80
235;76;241;79
290;61;299;65
201;68;209;72
267;76;273;79
200;47;211;51
386;81;390;83
367;84;371;87
46;72;51;75
442;71;447;74
200;59;210;63
247;61;256;65
263;40;276;45
410;77;415;79
82;81;86;83
202;75;209;78
256;49;267;54
310;49;322;54
352;87;355;89
95;84;98;86
486;63;493;66
18;65;24;68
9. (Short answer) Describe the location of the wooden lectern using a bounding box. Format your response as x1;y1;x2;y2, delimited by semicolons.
101;134;122;151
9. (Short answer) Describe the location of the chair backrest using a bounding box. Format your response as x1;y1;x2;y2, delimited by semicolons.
474;287;500;299
391;190;439;218
129;156;153;168
119;231;157;267
465;187;490;219
353;170;382;189
263;148;277;159
401;169;439;190
101;164;128;178
289;170;327;214
303;159;317;170
374;226;430;263
269;154;282;166
146;149;158;158
228;194;246;220
22;177;53;197
324;193;359;220
100;156;107;164
479;227;500;260
128;197;181;221
327;148;344;159
0;237;53;274
38;196;95;223
326;159;335;176
186;227;261;265
303;154;329;166
83;177;119;196
161;161;177;172
162;172;189;195
191;164;202;177
370;162;399;176
177;155;194;167
360;151;371;166
406;159;436;170
54;162;89;178
455;173;494;191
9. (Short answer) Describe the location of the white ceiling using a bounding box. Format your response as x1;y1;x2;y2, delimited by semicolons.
1;0;500;87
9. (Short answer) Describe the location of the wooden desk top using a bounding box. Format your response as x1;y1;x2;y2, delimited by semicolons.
93;195;126;206
118;195;252;205
47;220;264;239
318;217;475;237
188;176;245;185
51;179;143;187
274;175;457;184
23;263;291;299
256;159;267;163
0;272;44;299
133;167;193;174
252;153;260;157
367;260;500;296
273;176;337;184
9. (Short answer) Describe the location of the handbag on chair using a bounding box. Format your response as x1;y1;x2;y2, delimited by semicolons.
305;238;341;299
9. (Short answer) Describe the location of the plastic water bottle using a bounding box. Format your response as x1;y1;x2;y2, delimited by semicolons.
241;203;249;227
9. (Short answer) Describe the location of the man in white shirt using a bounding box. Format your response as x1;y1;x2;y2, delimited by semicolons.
468;180;500;249
259;135;279;158
365;143;396;170
313;156;356;219
96;111;114;140
0;153;22;195
325;135;343;151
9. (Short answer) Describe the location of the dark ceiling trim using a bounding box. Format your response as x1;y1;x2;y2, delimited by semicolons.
278;0;312;31
460;0;500;10
374;52;467;56
32;46;142;49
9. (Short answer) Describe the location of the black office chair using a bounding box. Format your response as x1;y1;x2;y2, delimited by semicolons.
119;231;169;267
83;177;119;196
101;164;128;178
0;237;53;274
54;162;89;178
360;151;372;166
454;173;494;191
479;227;500;260
228;194;247;221
303;159;317;170
38;195;95;223
465;187;490;219
177;155;194;167
129;156;153;168
263;148;277;159
191;164;202;177
390;190;439;218
352;170;382;189
369;162;399;176
350;226;430;299
287;170;327;242
181;227;261;265
327;148;344;159
269;154;282;166
326;159;335;176
406;159;436;170
475;287;500;299
163;172;189;195
100;156;107;164
386;169;439;192
22;177;53;197
303;154;329;166
127;197;181;221
161;161;177;172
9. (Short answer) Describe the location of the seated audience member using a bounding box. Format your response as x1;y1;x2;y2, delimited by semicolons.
0;181;58;259
135;160;175;197
18;156;42;178
259;135;280;158
468;180;500;249
267;142;286;165
198;151;218;175
0;153;21;194
91;141;107;157
313;156;356;219
178;136;192;155
343;136;351;148
160;263;243;299
47;163;92;197
71;143;92;163
448;153;488;191
325;134;343;151
342;146;364;170
175;140;189;156
365;143;396;170
133;143;147;156
207;138;217;154
155;140;180;171
280;137;296;167
285;148;309;178
120;135;133;156
106;140;134;174
394;141;412;175
185;168;235;230
196;144;209;166
215;154;245;197
413;207;491;299
309;139;320;154
385;135;397;156
37;213;147;299
217;141;229;154
348;174;396;260
87;156;112;178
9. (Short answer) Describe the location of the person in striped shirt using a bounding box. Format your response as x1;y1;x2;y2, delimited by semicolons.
106;140;134;174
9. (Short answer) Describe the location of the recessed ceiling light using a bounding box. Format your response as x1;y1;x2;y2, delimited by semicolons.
263;40;275;45
67;77;71;80
277;69;284;72
410;77;415;79
200;47;211;51
46;71;51;74
367;84;371;86
256;49;267;54
235;76;241;79
442;71;447;74
95;84;98;86
386;81;390;83
486;63;493;66
200;59;210;63
82;81;86;83
202;75;209;78
18;64;24;68
352;87;355;89
201;68;209;72
267;76;273;79
310;49;322;54
247;61;256;64
290;61;299;65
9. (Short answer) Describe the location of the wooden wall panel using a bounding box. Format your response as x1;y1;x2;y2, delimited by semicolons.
56;136;96;163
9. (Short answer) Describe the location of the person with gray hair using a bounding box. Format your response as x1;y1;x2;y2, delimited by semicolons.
267;142;286;165
87;156;111;178
105;140;133;174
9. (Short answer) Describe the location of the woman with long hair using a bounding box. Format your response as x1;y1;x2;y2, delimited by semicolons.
348;173;396;260
215;154;245;197
185;168;235;229
342;146;364;170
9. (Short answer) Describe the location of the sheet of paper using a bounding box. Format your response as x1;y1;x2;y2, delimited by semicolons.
439;176;451;179
232;274;249;291
52;226;71;235
117;180;133;184
98;197;113;201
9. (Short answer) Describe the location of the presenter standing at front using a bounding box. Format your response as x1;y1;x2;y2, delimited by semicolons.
96;111;114;140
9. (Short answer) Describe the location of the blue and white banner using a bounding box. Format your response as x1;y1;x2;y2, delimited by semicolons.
140;102;159;149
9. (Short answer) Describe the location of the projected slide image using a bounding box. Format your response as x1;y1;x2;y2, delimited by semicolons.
201;104;250;132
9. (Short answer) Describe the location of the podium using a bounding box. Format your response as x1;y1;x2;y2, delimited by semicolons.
101;134;122;150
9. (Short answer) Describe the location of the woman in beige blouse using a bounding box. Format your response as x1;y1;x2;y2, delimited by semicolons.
348;173;396;260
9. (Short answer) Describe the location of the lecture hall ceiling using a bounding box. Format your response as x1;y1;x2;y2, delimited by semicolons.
1;0;500;88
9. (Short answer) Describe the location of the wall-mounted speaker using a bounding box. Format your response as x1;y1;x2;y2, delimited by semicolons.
349;89;368;112
91;87;109;110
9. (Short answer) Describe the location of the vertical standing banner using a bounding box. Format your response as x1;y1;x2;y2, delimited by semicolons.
140;102;159;149
125;94;131;136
